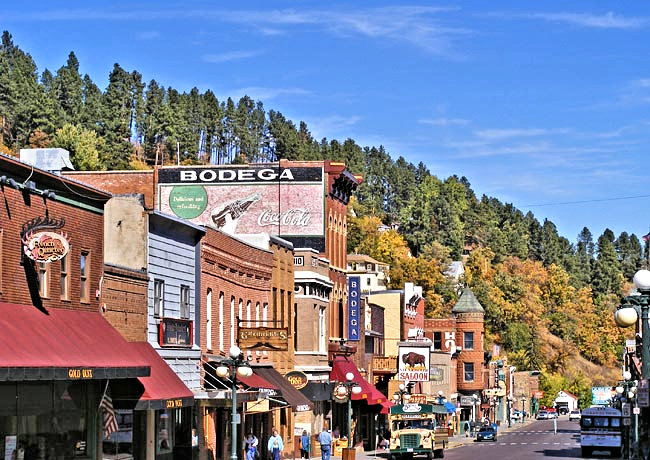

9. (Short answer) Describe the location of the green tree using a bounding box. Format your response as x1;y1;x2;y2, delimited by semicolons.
51;123;103;170
53;52;84;125
591;229;623;298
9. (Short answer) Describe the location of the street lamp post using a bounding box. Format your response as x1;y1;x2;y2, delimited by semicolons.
216;345;254;460
614;269;650;380
491;397;498;424
336;372;362;447
613;269;650;460
392;383;411;405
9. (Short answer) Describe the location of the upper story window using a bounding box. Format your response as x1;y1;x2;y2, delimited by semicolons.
37;261;49;298
464;332;474;350
433;331;442;350
180;285;190;319
80;251;90;303
154;279;164;317
464;362;475;382
206;289;212;351
60;254;69;300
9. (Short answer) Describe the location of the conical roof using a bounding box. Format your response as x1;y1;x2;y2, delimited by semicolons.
452;287;484;313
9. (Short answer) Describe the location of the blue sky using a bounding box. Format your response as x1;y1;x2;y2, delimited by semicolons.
3;1;650;244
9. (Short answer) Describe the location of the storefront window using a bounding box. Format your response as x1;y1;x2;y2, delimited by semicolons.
0;382;93;459
156;410;174;454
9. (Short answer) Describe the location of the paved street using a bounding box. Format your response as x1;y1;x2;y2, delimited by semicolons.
343;417;622;460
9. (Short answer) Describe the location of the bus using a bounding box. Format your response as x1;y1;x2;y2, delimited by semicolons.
389;403;448;459
579;406;622;458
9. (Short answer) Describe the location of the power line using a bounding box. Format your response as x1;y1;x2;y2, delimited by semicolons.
523;194;650;208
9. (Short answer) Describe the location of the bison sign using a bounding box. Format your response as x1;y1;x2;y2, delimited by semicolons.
398;344;430;382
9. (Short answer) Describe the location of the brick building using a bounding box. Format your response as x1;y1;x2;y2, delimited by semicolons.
0;153;153;459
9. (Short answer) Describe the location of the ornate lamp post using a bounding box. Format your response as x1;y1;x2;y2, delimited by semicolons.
393;383;411;405
472;394;479;430
336;372;362;446
216;345;253;460
614;269;650;380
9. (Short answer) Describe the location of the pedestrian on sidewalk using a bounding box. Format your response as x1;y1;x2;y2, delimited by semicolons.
268;428;284;460
318;427;333;460
300;430;311;459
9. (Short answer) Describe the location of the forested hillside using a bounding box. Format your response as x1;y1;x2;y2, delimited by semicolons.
1;31;642;404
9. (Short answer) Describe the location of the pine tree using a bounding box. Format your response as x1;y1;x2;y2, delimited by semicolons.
591;229;623;298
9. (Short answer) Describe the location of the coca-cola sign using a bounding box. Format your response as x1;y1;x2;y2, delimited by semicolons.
258;208;311;227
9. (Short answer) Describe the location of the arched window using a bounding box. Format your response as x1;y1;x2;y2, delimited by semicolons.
206;289;212;350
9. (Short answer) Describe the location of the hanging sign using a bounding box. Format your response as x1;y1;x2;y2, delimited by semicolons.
285;370;309;390
22;231;70;263
348;276;360;341
398;343;430;382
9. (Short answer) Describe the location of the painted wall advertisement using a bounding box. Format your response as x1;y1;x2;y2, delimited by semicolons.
398;344;430;382
348;276;360;341
157;166;324;238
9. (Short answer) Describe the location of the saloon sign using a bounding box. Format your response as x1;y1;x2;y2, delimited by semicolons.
23;231;70;263
398;343;430;382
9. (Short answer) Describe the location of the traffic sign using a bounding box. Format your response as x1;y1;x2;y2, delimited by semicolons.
637;380;649;407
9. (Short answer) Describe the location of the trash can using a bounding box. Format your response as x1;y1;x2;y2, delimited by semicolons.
342;447;356;460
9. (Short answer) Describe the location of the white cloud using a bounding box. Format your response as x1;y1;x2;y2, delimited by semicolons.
531;11;647;29
306;115;362;139
633;78;650;87
203;50;261;63
474;128;554;140
419;117;470;126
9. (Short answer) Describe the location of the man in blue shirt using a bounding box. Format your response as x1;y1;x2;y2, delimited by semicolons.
317;427;333;460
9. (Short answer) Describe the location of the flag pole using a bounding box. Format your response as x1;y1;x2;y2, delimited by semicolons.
99;380;109;409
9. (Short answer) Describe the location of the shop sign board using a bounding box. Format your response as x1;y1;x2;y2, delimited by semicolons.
372;356;397;373
238;327;288;351
285;370;309;390
348;276;360;341
591;386;614;406
429;365;444;382
22;230;70;262
157;166;325;238
637;380;649;407
398;343;430;382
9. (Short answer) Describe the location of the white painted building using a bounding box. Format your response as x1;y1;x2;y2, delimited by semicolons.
554;390;579;413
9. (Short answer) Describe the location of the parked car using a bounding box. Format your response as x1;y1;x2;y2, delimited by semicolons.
476;425;498;442
546;408;558;418
569;409;581;421
537;410;548;420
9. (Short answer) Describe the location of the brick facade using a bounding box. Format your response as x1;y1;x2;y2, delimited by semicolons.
200;228;273;357
101;264;149;342
1;156;108;311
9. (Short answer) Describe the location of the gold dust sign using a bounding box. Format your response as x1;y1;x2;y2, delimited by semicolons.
166;399;184;409
285;370;308;390
68;368;93;379
23;231;70;263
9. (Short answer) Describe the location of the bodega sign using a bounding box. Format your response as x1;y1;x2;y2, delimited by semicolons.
398;343;430;382
348;276;360;341
23;231;70;263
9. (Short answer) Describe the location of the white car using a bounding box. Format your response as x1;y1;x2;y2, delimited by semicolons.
569;410;581;421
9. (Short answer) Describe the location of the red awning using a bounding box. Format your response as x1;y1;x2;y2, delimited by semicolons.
380;400;393;414
239;370;279;390
330;356;388;405
0;302;150;380
130;342;194;410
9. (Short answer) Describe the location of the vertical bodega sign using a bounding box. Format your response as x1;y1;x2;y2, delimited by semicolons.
348;276;360;341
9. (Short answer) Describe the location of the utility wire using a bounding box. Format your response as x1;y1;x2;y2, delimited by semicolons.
523;194;650;208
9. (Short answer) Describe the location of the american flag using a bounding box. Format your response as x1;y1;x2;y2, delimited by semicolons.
100;385;119;438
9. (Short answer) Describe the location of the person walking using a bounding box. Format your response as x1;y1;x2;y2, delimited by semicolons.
300;430;311;459
317;427;333;460
245;433;258;460
268;428;284;460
